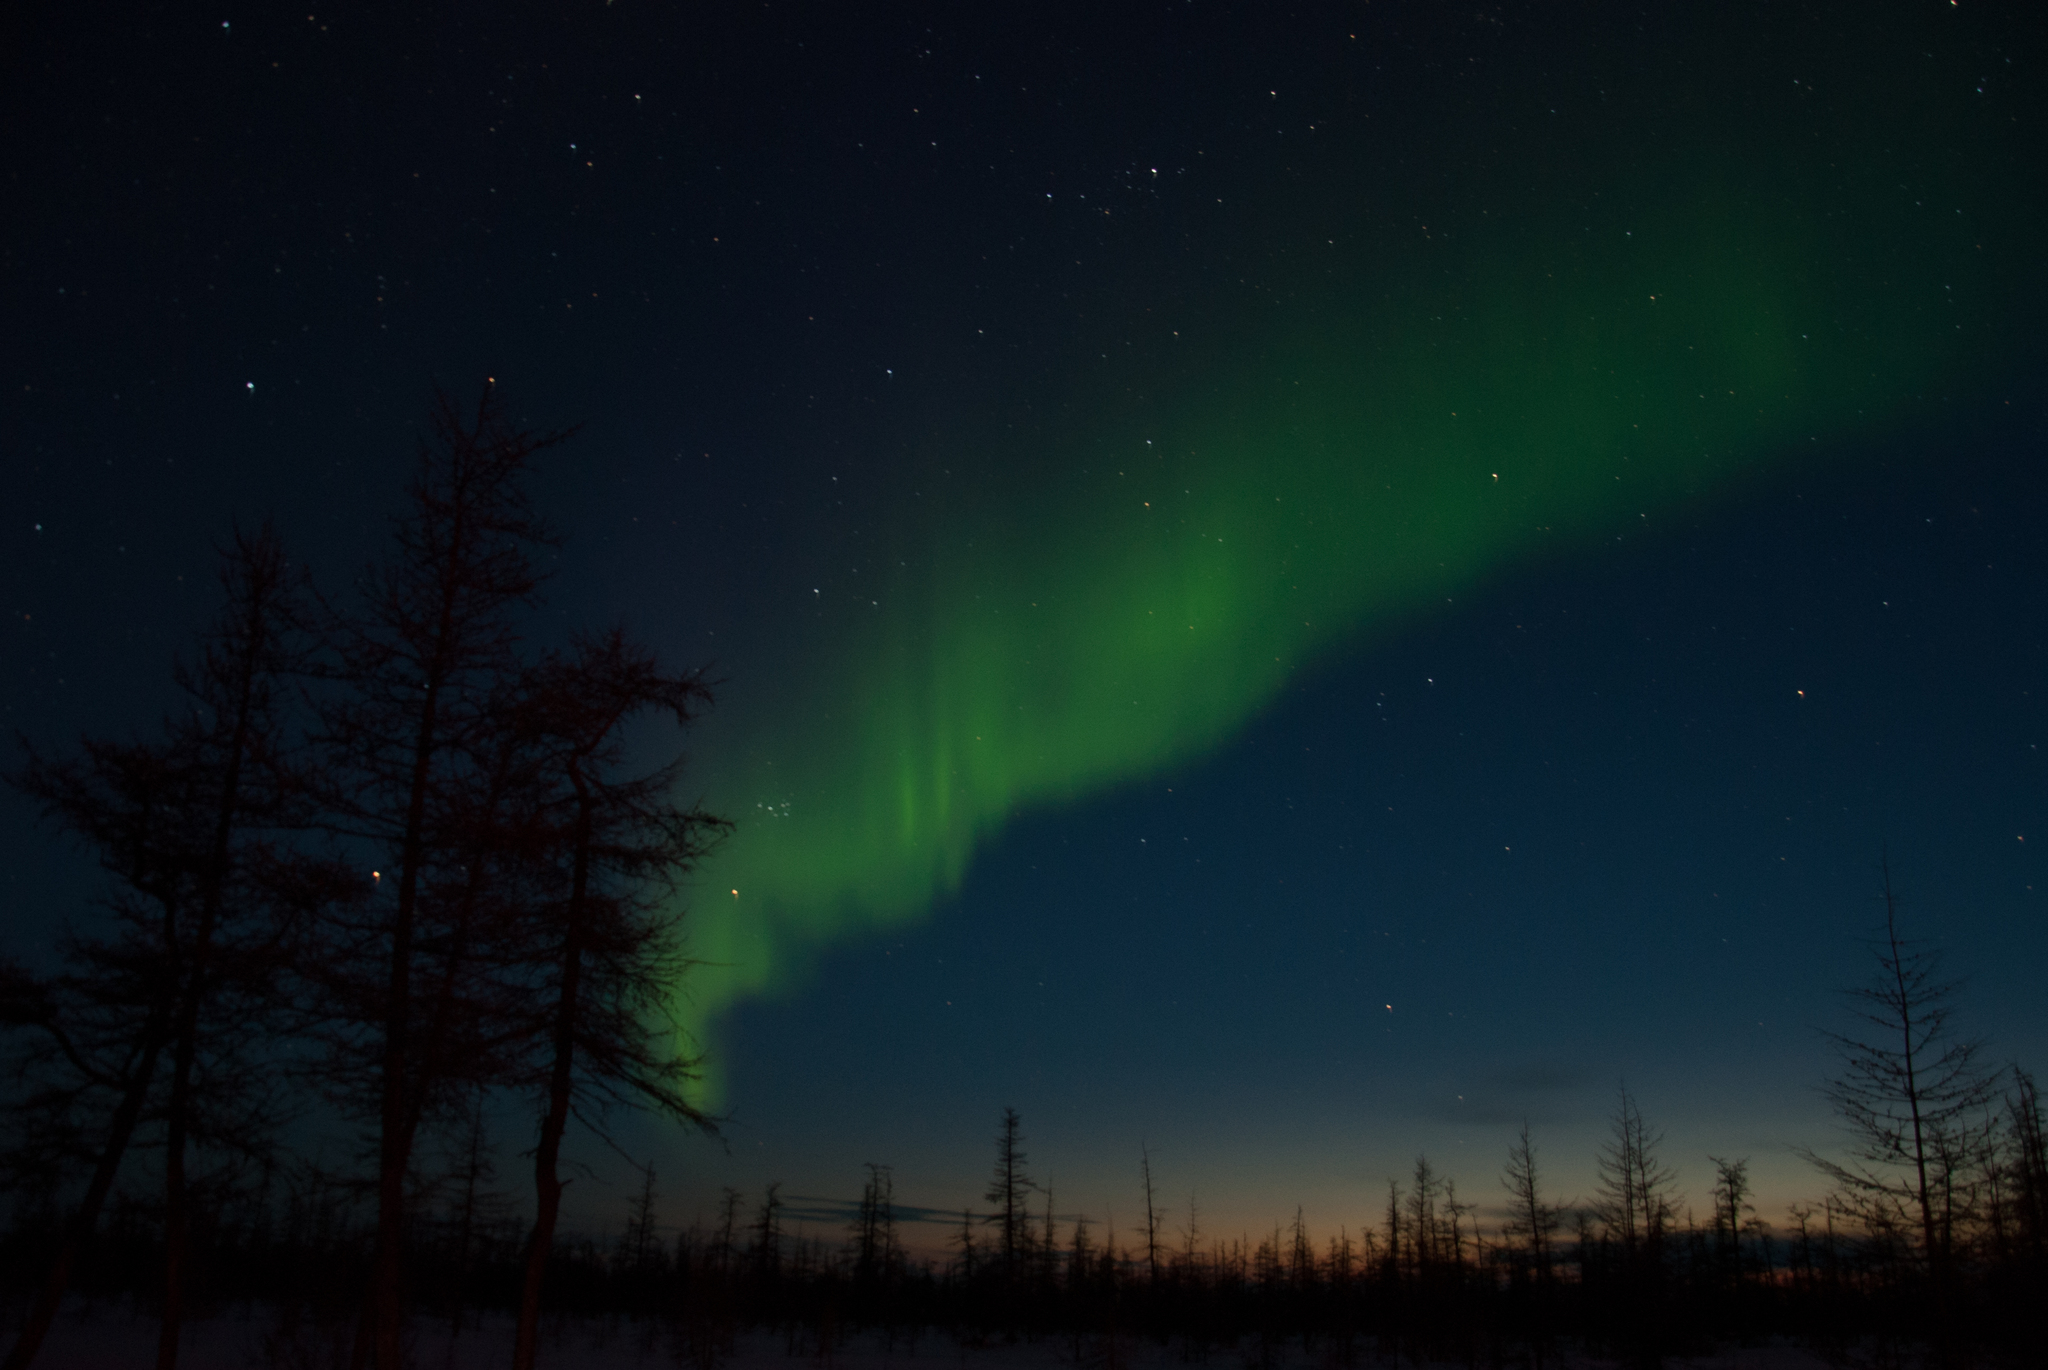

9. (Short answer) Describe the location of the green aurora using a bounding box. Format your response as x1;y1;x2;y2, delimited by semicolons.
671;55;2035;1096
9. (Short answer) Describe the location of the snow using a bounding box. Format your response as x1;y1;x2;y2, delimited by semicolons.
18;1307;1838;1370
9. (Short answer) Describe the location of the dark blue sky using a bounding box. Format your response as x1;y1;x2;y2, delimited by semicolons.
705;416;2045;1237
3;1;2042;1245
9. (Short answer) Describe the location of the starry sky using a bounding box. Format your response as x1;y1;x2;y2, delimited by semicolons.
4;2;2044;1247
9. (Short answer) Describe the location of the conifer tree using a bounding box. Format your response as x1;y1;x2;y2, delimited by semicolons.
2005;1071;2048;1265
1140;1145;1163;1288
984;1107;1031;1280
621;1162;662;1274
1501;1122;1560;1283
1799;862;1998;1296
1708;1155;1752;1284
853;1163;897;1288
4;524;313;1370
312;384;570;1370
508;629;726;1370
1592;1086;1677;1257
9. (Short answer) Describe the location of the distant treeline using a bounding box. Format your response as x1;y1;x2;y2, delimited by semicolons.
2;1077;2043;1368
1;388;2043;1370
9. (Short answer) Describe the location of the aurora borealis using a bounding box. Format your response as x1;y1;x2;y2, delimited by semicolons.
677;16;2033;1087
6;0;2043;1239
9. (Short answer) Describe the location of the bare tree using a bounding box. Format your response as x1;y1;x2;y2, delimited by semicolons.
1038;1183;1060;1286
2004;1070;2048;1264
713;1186;745;1279
852;1163;898;1287
1325;1226;1355;1291
1592;1085;1678;1257
311;385;569;1370
1406;1155;1444;1274
984;1107;1032;1280
1708;1155;1752;1282
952;1206;978;1280
5;524;313;1370
2;745;181;1370
1589;1087;1679;1368
152;524;314;1370
621;1161;662;1274
1798;860;1999;1290
1179;1191;1203;1270
507;629;726;1370
750;1182;785;1283
1067;1209;1094;1288
442;1089;504;1335
1501;1121;1561;1283
1382;1179;1403;1284
1288;1206;1315;1288
1140;1143;1164;1287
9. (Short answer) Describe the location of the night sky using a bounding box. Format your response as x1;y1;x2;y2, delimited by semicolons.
5;2;2044;1247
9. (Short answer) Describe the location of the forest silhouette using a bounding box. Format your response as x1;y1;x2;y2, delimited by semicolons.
2;390;2042;1370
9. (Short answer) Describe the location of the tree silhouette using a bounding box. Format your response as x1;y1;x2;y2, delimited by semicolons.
984;1107;1032;1281
851;1162;898;1291
310;384;570;1370
508;628;726;1370
0;386;756;1362
750;1182;785;1284
1501;1121;1561;1285
1707;1156;1752;1280
442;1088;506;1335
951;1206;978;1281
621;1162;662;1276
1799;860;2000;1354
1803;866;1996;1257
2004;1070;2047;1266
1592;1085;1677;1257
1405;1155;1447;1277
1590;1086;1678;1367
4;524;314;1370
1179;1191;1202;1274
1140;1144;1164;1288
3;742;182;1370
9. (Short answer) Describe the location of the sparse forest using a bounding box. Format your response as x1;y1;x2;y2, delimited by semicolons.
2;389;726;1370
2;394;2043;1369
1;1079;2042;1368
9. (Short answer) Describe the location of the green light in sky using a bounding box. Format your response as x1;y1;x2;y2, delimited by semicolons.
669;101;2030;1101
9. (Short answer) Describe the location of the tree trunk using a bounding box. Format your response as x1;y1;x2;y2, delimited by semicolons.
158;597;262;1370
512;780;592;1370
156;1030;194;1370
352;674;442;1370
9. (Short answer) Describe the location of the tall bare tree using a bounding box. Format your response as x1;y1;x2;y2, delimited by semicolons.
852;1162;898;1288
1798;860;1998;1290
2004;1070;2048;1266
313;385;569;1370
620;1161;662;1274
1708;1155;1753;1282
984;1107;1032;1280
1140;1144;1164;1288
1590;1086;1679;1367
4;525;313;1370
4;744;183;1370
507;629;726;1370
951;1206;978;1280
1406;1155;1444;1274
1501;1121;1561;1282
1381;1179;1404;1284
150;525;317;1370
1592;1085;1678;1257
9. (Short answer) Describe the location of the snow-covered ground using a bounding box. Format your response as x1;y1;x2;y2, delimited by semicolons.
18;1307;1837;1370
